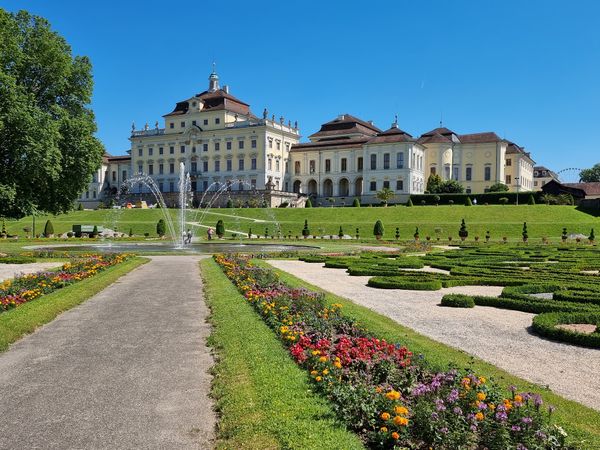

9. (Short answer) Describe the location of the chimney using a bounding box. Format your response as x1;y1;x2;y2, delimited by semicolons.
368;120;374;126
338;114;346;120
223;85;229;94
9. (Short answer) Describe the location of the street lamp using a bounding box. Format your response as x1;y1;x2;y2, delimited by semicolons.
515;177;520;206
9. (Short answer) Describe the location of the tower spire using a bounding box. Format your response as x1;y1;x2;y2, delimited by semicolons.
208;63;220;92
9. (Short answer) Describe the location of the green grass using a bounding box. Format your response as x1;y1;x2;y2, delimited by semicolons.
200;258;364;450
0;257;147;352
2;204;598;243
263;261;600;447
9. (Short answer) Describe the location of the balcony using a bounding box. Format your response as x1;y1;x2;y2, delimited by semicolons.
131;128;165;137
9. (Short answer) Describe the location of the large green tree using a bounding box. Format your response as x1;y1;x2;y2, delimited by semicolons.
579;163;600;182
0;9;104;218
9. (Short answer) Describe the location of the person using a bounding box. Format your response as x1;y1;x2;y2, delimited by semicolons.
186;229;192;244
207;227;213;240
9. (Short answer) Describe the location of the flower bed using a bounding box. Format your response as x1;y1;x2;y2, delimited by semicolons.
214;254;571;449
0;253;131;312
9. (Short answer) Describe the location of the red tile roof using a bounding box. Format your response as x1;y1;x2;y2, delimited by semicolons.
163;89;251;117
458;132;501;144
367;126;415;144
309;114;381;140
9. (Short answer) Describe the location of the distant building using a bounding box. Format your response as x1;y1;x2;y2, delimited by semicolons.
533;165;559;191
78;153;130;209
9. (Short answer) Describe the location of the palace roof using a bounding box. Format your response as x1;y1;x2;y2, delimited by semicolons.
308;114;381;140
367;125;415;144
163;89;252;117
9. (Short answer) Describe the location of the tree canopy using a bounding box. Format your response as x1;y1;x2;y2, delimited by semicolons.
487;182;509;193
376;187;395;205
0;9;104;218
579;163;600;182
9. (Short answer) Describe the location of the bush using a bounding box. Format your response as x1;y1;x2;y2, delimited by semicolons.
441;294;475;308
305;198;312;208
532;312;600;348
66;232;74;238
465;196;472;206
129;228;133;237
406;198;413;207
226;199;233;208
488;182;509;193
373;220;384;239
0;256;36;264
91;225;98;238
499;197;509;205
528;194;536;205
156;219;166;237
458;219;468;240
368;276;442;290
590;228;595;243
522;222;528;241
352;198;360;207
338;226;344;238
77;203;84;211
43;220;54;237
302;219;310;237
216;220;225;238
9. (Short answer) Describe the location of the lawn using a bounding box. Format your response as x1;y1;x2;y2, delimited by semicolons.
2;204;598;243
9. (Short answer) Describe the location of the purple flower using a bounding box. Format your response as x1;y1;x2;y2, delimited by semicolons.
478;402;488;410
435;398;446;411
495;411;508;422
439;427;449;434
516;444;528;450
470;424;478;432
521;417;533;425
533;394;543;407
535;430;547;440
447;389;459;403
431;412;439;421
453;406;463;415
512;425;522;432
548;405;556;414
509;385;517;392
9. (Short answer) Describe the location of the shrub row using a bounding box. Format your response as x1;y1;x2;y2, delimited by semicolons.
0;256;36;264
367;277;442;290
440;294;475;308
532;312;600;348
409;192;537;205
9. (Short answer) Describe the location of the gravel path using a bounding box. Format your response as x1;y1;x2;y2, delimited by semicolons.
268;260;600;411
0;256;215;449
0;262;62;282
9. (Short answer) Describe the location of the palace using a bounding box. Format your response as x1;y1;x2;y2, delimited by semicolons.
79;70;539;208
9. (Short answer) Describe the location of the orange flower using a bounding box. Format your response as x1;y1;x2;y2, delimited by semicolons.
394;406;409;416
385;390;401;401
393;415;409;426
477;392;487;401
391;432;400;440
380;412;391;421
315;376;322;382
475;412;484;421
514;394;523;403
380;426;388;433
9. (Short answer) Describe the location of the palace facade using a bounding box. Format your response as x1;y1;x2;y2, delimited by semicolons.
79;70;542;208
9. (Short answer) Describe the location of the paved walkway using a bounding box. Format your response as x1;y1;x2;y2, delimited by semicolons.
0;256;215;449
268;260;600;411
0;262;63;282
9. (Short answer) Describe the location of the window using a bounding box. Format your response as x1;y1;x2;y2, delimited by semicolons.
158;182;164;192
268;159;273;171
122;170;127;181
169;181;174;192
191;181;197;191
138;148;143;157
226;159;232;171
159;163;164;175
148;164;154;175
159;147;163;155
203;143;208;152
251;158;257;170
238;140;244;149
384;153;390;170
203;119;208;126
239;182;244;191
453;167;459;181
430;166;436;175
112;171;116;182
506;159;512;166
192;146;196;153
192;120;196;126
309;160;316;174
169;163;175;174
370;181;377;191
268;139;273;149
203;161;208;171
93;190;96;198
251;179;256;189
276;160;280;171
251;139;257;148
239;158;244;170
506;175;512;184
215;161;220;172
137;163;143;174
148;147;153;156
215;118;220;124
226;141;232;150
180;121;185;128
466;188;471;194
341;158;347;172
396;180;404;191
214;142;219;151
191;161;197;173
444;165;450;179
85;191;89;199
169;146;174;154
276;141;281;150
370;154;377;170
294;161;301;175
484;166;491;181
169;122;174;129
325;159;331;173
393;152;402;169
534;180;538;186
383;180;390;189
357;157;363;171
180;145;185;153
203;180;208;191
466;167;472;181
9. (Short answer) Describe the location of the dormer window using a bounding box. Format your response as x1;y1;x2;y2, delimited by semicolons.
192;101;197;108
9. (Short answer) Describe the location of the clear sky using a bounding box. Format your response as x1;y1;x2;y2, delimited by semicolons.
2;0;599;178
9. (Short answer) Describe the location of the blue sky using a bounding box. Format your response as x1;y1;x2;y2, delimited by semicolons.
3;0;599;177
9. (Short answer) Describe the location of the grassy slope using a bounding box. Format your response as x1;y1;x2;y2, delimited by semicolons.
200;258;364;450
263;261;600;447
0;257;147;352
4;205;598;241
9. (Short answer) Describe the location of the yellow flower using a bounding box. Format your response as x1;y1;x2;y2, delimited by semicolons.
478;376;486;384
279;326;288;333
394;406;409;416
333;361;342;369
475;412;484;421
380;412;390;421
310;370;318;376
312;350;320;356
477;392;486;401
391;432;400;440
514;394;523;403
318;356;328;363
385;390;401;401
393;416;409;426
380;426;388;433
315;376;322;382
322;369;329;375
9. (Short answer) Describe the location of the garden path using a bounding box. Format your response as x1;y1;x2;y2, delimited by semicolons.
268;260;600;411
0;262;62;282
0;255;215;449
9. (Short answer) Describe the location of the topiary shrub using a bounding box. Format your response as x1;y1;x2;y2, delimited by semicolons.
522;222;528;242
395;227;400;240
485;230;491;243
528;194;536;205
216;220;225;238
499;197;509;205
352;198;360;207
458;219;468;241
441;294;475;308
226;199;233;208
355;227;360;239
562;227;568;242
92;225;98;238
407;198;413;207
413;227;420;241
589;228;595;244
77;203;84;211
129;228;133;237
373;220;384;240
433;195;440;205
156;219;166;237
302;219;310;238
44;220;54;238
465;197;473;206
305;198;312;208
532;312;600;348
248;228;252;239
338;226;344;238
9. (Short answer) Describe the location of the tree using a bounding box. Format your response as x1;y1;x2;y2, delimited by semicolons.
44;219;54;237
156;219;166;237
91;225;98;238
352;198;360;207
426;173;443;193
216;220;225;238
438;180;464;193
0;10;105;218
305;198;312;208
488;183;509;193
376;187;394;206
459;219;468;240
302;219;310;238
579;163;600;182
129;227;133;237
373;220;384;239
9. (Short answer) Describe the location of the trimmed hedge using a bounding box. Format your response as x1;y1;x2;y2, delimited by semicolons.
0;257;37;264
440;294;475;308
367;276;442;290
532;312;600;348
409;192;538;206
